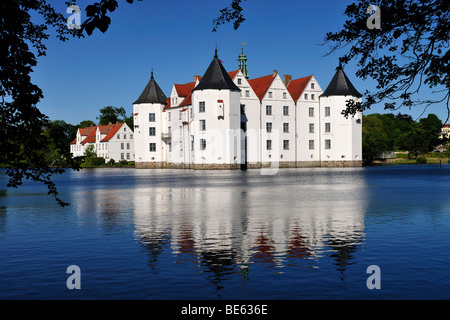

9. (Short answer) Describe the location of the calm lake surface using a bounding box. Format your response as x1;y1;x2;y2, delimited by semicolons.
1;164;449;300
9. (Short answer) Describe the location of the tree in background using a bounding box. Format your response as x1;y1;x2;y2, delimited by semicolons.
322;0;449;121
363;112;443;162
362;115;389;163
97;106;126;125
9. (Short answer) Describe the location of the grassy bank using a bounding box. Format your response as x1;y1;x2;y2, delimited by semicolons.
373;152;450;165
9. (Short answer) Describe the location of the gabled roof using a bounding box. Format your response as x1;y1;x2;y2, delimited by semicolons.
320;65;362;98
100;123;123;142
80;127;97;145
228;70;239;80
175;82;195;97
248;72;277;101
192;49;240;92
76;123;125;145
134;72;168;104
287;75;313;103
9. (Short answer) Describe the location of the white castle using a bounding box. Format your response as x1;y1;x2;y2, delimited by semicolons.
132;49;362;169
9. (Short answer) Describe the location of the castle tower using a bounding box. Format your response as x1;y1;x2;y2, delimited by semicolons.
133;71;168;168
191;48;242;169
238;46;249;79
319;64;363;166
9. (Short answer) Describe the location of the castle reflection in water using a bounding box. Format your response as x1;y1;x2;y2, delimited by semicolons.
126;169;367;280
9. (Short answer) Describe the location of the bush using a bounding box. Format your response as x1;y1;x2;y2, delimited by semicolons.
416;156;427;164
84;156;105;166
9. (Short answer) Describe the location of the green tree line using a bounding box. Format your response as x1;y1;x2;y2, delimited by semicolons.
1;106;133;169
362;113;445;164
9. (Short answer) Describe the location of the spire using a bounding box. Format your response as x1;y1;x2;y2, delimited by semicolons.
192;49;240;92
320;64;362;98
133;71;167;104
238;44;249;79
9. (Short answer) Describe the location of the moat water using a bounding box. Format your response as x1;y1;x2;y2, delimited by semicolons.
1;164;449;299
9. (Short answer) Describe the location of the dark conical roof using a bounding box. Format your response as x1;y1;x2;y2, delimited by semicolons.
320;65;362;98
133;71;167;104
192;49;240;92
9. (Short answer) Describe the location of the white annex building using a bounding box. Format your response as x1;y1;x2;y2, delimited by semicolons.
132;49;362;169
70;122;135;162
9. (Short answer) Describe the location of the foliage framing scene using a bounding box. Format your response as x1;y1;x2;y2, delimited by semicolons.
1;0;449;206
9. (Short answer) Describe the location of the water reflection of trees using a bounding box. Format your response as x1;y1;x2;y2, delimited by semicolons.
131;169;367;292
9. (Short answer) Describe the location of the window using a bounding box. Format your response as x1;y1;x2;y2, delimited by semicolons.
179;110;182;120
309;140;315;150
283;140;289;150
168;127;171;134
325;139;331;149
149;127;156;136
126;153;130;160
309;123;314;133
266;122;272;133
168;112;171;121
124;127;126;132
130;134;133;139
325;123;331;133
121;153;124;159
168;141;172;152
127;143;130;150
309;107;314;117
283;105;289;116
200;139;206;150
266;140;272;150
121;143;124;150
149;143;156;152
325;106;331;117
283;92;287;99
283;123;289;133
237;78;242;85
240;104;246;115
268;91;273;98
199;101;205;113
245;90;250;97
266;105;272;115
124;134;127;139
304;93;308;100
311;83;315;89
179;140;183;151
190;107;193;118
117;134;120;139
149;113;155;122
311;94;315;100
200;119;206;131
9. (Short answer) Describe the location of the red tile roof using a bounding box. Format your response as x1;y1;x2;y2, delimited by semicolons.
178;90;193;108
442;124;450;128
248;73;277;101
100;123;123;142
76;123;125;145
287;75;313;103
228;70;239;80
175;82;196;97
80;127;97;145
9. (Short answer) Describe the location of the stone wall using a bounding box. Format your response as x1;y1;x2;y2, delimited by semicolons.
135;160;363;169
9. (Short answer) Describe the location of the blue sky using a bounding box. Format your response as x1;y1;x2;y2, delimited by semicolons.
31;0;448;125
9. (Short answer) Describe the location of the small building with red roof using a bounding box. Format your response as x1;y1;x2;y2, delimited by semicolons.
70;122;135;162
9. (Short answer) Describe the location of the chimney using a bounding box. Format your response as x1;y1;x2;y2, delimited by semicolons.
273;70;278;76
283;75;292;87
194;75;201;82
